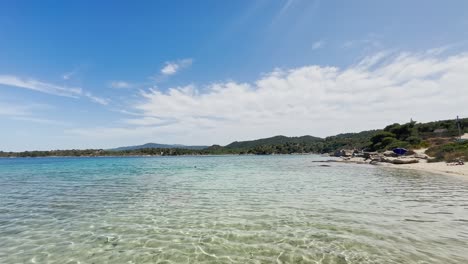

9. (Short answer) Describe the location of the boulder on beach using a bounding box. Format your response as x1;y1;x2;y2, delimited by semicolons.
353;152;365;158
414;153;429;159
363;152;378;159
383;150;397;157
382;157;419;164
392;158;419;164
333;149;354;157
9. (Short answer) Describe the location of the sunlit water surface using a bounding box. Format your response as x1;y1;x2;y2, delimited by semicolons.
0;155;468;263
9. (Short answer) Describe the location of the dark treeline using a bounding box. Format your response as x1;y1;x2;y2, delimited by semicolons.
1;117;466;158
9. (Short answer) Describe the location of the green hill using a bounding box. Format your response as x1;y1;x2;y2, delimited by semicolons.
225;135;323;149
1;117;466;159
221;135;324;155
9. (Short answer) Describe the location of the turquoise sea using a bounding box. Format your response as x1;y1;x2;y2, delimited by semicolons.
0;155;467;263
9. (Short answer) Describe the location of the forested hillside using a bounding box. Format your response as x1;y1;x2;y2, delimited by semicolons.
1;117;466;158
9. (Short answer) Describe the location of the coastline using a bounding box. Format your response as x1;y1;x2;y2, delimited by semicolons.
337;157;468;178
384;161;468;177
331;147;468;178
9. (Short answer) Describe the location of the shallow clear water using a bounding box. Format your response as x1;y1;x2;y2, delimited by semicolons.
0;155;467;263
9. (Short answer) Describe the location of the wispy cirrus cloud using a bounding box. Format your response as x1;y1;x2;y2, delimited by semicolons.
312;40;325;50
123;116;176;126
10;116;71;126
0;101;69;126
0;102;35;117
343;39;382;49
277;0;296;17
68;48;468;146
271;0;320;26
160;58;193;76
0;75;109;105
0;75;82;97
84;92;110;105
343;34;383;49
62;68;79;80
109;81;132;89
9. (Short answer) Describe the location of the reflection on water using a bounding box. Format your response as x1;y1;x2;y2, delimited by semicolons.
0;155;467;263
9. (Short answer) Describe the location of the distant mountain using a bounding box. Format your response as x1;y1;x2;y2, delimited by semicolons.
110;143;208;151
225;135;323;149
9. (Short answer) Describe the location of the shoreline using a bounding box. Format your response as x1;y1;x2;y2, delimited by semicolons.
334;147;468;178
384;161;468;177
337;157;468;178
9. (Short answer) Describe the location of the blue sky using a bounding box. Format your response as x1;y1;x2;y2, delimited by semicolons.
1;0;468;151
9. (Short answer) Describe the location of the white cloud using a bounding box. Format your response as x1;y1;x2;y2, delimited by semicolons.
160;59;193;76
68;50;468;146
10;116;71;126
123;116;174;126
62;69;77;80
109;81;132;89
0;75;82;97
0;102;34;117
62;73;72;80
0;75;108;105
343;35;382;49
278;0;295;17
84;92;110;105
312;40;325;50
0;102;68;126
161;63;178;75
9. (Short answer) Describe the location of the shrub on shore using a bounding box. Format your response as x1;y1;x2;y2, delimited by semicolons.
426;141;468;162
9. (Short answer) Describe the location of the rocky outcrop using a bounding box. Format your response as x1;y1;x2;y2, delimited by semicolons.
355;151;424;165
336;149;434;166
333;149;354;157
363;152;378;159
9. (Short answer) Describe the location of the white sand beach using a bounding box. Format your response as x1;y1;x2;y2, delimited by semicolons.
389;160;468;177
340;148;468;177
397;148;468;177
